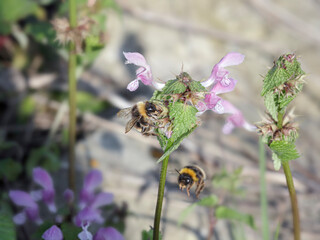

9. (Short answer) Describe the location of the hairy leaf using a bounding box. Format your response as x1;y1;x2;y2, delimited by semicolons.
161;79;187;95
189;80;206;92
270;140;300;162
264;92;277;120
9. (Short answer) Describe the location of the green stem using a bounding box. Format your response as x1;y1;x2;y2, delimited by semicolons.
153;155;170;240
259;137;270;240
282;161;300;240
68;0;77;193
277;110;300;240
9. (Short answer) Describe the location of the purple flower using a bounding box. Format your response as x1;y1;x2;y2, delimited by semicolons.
75;170;114;227
123;52;164;91
94;227;124;240
63;189;74;204
42;225;63;240
79;170;103;208
9;190;42;225
33;167;56;212
198;53;255;133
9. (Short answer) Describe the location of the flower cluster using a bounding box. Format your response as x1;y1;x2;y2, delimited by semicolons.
123;52;255;134
9;167;124;240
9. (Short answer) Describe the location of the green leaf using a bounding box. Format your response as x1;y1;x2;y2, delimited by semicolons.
170;102;197;141
188;80;206;92
215;206;255;229
0;0;37;34
161;79;187;95
141;228;162;240
178;195;218;225
18;95;36;122
156;125;196;163
0;211;16;240
270;140;300;162
25;21;58;46
76;91;109;113
61;222;81;240
272;152;282;171
0;159;22;181
212;167;244;195
157;102;198;163
26;145;60;176
197;194;219;207
264;92;277;120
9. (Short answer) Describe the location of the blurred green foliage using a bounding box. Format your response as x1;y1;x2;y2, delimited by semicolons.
0;159;22;182
212;166;244;195
0;211;16;240
142;228;162;240
26;144;60;176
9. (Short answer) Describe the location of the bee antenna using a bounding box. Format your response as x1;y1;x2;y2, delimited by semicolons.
175;169;180;175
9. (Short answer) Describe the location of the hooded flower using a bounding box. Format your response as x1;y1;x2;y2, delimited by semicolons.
75;170;114;227
9;190;42;225
33;167;56;212
198;52;255;133
94;227;124;240
79;169;103;208
123;52;164;91
42;225;63;240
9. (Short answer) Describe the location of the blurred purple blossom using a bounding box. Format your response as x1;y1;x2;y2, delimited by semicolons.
33;167;56;212
79;169;103;209
42;225;63;240
63;189;74;204
94;227;125;240
9;190;42;225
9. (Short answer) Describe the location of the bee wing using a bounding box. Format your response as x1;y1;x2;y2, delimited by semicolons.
125;117;140;133
117;107;132;118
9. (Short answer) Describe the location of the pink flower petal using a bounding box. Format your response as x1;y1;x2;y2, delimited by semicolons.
42;225;63;240
127;79;139;91
218;52;245;68
123;52;155;91
123;52;149;68
94;227;124;240
210;78;237;95
201;52;244;88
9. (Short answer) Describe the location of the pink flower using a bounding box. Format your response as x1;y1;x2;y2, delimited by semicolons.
123;52;164;91
201;52;244;89
199;53;255;133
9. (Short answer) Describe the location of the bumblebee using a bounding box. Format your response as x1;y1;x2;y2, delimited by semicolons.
117;101;169;136
176;165;206;198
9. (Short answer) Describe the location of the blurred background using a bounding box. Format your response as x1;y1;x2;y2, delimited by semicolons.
1;0;320;239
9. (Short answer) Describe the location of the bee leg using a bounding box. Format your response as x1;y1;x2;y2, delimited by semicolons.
195;180;205;199
186;187;190;197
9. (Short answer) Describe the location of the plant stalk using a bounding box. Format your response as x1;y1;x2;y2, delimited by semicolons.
259;137;270;240
68;0;77;193
277;111;300;240
153;155;170;240
282;161;300;240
